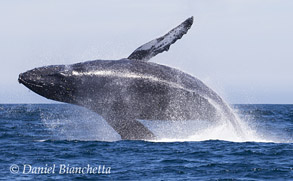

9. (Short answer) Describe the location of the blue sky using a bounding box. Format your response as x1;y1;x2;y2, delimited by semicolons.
0;0;292;104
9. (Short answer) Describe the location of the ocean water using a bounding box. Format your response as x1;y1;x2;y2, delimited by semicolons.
1;104;293;180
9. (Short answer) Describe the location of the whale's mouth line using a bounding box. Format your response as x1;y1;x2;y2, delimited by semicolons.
18;75;44;88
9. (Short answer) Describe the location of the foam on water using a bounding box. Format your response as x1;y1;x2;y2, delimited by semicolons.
148;115;274;143
144;96;277;143
40;104;280;143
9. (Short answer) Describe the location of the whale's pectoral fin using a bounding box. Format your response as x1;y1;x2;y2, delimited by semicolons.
128;16;194;62
105;114;156;140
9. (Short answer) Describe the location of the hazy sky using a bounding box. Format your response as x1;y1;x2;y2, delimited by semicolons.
1;0;292;104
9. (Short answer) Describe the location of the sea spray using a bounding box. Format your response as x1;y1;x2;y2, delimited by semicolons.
41;105;120;141
40;104;277;143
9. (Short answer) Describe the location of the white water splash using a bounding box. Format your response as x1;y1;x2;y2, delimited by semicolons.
40;105;280;143
142;104;277;143
147;116;273;143
41;106;120;141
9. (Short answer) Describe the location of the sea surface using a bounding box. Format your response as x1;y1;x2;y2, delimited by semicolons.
1;104;293;180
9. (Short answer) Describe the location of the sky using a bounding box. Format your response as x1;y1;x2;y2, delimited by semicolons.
0;0;292;104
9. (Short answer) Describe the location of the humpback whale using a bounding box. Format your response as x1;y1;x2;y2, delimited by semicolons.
18;17;241;140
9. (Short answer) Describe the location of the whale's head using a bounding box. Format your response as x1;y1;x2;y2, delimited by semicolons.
18;65;77;103
18;60;119;105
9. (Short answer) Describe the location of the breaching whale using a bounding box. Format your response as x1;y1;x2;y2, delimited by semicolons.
18;17;241;140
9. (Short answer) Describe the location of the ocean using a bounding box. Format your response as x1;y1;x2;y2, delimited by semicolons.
1;104;293;180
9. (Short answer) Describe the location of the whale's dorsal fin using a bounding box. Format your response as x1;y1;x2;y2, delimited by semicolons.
128;17;194;62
